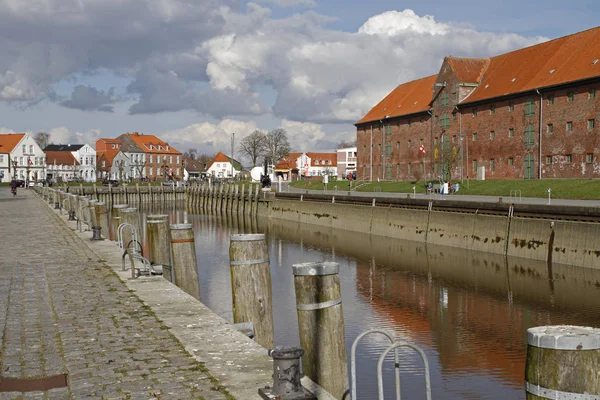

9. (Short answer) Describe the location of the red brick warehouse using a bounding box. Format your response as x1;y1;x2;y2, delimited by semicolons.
355;26;600;181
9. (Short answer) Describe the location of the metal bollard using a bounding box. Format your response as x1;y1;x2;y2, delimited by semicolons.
91;226;103;241
258;346;317;400
68;210;76;221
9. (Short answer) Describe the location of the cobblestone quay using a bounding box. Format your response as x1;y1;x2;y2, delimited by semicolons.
0;188;232;399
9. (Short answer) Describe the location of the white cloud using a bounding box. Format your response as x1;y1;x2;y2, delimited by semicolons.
47;126;103;145
0;3;548;149
359;10;449;36
202;8;545;124
160;119;260;157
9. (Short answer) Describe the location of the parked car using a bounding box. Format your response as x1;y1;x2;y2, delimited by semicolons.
162;180;175;186
102;179;119;187
15;180;26;187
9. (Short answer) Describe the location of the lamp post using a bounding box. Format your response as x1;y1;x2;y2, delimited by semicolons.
12;159;18;179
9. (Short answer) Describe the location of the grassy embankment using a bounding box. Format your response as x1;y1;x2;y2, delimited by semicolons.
289;179;600;200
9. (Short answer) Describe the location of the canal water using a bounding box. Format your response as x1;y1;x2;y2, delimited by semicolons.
140;207;600;399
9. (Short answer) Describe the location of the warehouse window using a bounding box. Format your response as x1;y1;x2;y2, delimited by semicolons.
524;125;535;147
525;98;535;117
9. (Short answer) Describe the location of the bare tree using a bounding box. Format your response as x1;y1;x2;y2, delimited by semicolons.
434;134;461;183
239;130;267;167
34;132;51;150
336;140;357;149
183;148;198;160
265;129;291;166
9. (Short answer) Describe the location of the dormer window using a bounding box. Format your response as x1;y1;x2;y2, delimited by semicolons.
166;146;169;151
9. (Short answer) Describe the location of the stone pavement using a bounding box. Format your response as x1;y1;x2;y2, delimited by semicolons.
0;188;232;399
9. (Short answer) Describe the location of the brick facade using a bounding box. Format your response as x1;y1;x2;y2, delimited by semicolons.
356;27;600;181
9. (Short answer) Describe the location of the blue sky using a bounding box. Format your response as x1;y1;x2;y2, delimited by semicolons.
0;0;597;161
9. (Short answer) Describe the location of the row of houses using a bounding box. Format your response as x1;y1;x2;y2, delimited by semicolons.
0;132;185;183
0;132;247;183
0;129;358;183
356;25;600;181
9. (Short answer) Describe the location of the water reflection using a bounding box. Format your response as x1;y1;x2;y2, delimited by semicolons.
136;207;600;399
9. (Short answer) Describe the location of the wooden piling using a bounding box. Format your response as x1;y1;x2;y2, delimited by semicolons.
120;207;139;252
525;325;600;399
147;214;171;267
88;200;99;227
94;202;110;239
229;234;274;348
170;224;201;300
292;261;348;400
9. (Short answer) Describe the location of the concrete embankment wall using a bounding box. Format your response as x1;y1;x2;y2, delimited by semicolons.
262;199;600;270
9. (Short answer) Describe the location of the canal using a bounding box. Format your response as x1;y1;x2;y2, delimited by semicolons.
140;206;600;399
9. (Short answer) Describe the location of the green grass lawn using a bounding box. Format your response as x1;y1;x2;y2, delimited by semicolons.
289;179;600;200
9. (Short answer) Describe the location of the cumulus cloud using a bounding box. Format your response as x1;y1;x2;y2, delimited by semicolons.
160;119;261;157
47;126;103;145
202;8;546;124
61;86;119;112
0;2;547;145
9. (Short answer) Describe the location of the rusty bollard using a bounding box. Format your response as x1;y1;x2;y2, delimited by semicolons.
258;346;316;400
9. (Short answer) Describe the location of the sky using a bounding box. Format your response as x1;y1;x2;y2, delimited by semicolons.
0;0;598;162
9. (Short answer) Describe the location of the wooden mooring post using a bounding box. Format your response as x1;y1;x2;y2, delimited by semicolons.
120;207;139;250
525;325;600;399
170;224;200;300
147;214;171;280
292;261;348;400
229;234;274;348
94;201;110;240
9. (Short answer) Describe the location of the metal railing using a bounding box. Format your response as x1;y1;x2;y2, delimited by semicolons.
77;205;92;232
509;189;522;203
351;329;432;400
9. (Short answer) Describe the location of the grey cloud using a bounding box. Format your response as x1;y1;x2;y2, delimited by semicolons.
61;85;118;112
0;0;236;101
127;67;268;117
254;0;316;8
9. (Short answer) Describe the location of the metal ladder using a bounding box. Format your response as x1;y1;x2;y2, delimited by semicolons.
350;329;432;400
117;223;160;277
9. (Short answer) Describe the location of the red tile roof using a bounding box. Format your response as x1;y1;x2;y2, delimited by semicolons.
44;151;80;166
446;57;489;84
306;152;337;167
357;75;438;125
465;26;600;103
0;133;26;153
126;132;181;155
359;26;600;121
275;152;302;170
97;148;120;166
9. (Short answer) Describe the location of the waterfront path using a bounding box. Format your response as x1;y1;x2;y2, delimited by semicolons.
0;188;233;399
0;188;334;400
282;182;600;207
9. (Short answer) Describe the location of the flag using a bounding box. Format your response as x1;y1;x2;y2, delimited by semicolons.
419;145;426;154
27;157;32;166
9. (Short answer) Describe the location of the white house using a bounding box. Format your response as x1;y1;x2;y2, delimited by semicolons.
206;151;242;178
109;151;132;180
44;144;97;182
0;133;46;183
45;151;80;182
274;152;338;181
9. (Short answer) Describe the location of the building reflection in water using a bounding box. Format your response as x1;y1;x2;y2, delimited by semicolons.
134;207;600;399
